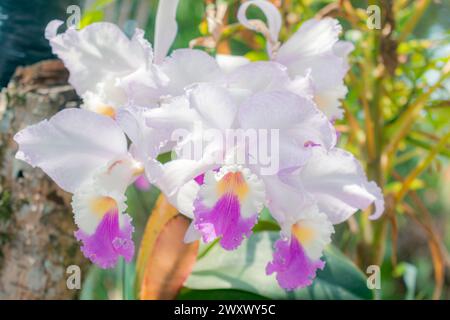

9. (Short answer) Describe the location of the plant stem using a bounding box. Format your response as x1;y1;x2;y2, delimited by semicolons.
122;257;127;300
384;69;450;175
395;131;450;205
397;0;431;43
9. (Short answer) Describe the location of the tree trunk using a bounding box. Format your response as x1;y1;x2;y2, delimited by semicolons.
0;60;88;299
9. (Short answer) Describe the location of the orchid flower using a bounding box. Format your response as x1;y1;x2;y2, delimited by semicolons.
45;20;157;116
238;0;354;120
13;0;386;292
140;57;384;289
142;62;336;250
45;0;226;118
13;0;221;268
14;109;145;268
16;0;184;268
264;148;384;290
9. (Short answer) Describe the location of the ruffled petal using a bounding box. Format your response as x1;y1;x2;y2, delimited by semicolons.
291;209;334;260
75;209;134;269
71;155;142;234
275;18;354;120
194;194;258;250
45;20;152;96
266;237;325;290
266;208;333;290
314;83;348;120
72;170;135;268
193;166;265;250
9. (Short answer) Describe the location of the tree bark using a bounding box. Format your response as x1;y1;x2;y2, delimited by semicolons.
0;60;88;299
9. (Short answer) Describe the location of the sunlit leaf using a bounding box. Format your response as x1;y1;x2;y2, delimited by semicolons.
136;195;199;300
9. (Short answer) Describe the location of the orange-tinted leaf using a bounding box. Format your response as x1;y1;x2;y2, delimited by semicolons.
136;194;199;300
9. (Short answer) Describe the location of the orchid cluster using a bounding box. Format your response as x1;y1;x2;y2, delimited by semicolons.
14;0;384;291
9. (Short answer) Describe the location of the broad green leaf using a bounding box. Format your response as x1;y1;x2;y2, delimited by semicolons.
184;232;373;300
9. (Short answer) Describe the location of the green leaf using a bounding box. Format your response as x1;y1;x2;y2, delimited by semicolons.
80;261;136;300
394;262;418;300
252;208;280;232
184;232;373;300
178;288;269;300
79;266;110;300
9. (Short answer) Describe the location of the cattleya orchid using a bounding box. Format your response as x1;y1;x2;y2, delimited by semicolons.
14;0;384;292
238;0;354;120
14;109;142;267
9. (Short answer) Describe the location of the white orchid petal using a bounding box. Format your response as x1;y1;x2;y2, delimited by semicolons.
198;166;266;219
144;96;199;131
189;83;238;130
14;108;127;193
72;183;128;235
116;106;170;161
297;148;385;224
239;90;336;150
291;209;334;260
262;175;313;229
156;159;215;198
287;72;315;100
275;18;353;120
175;180;200;218
119;66;167;108
215;54;250;73
45;20;152;97
314;83;348;120
225;61;290;94
161;49;222;96
154;0;180;64
277;18;341;61
237;0;281;56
